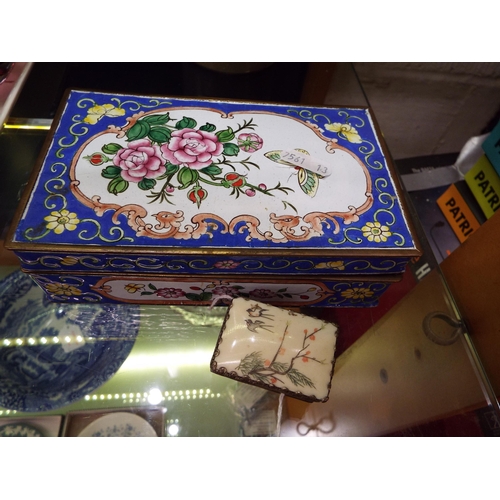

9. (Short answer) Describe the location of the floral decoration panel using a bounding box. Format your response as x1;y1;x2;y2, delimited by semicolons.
13;91;418;254
29;273;394;308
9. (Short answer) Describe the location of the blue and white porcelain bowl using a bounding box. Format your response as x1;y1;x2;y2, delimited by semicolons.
0;271;140;412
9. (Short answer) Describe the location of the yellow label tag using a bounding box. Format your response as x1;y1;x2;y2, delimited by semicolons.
465;155;500;219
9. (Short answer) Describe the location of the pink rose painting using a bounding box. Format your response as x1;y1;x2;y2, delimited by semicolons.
160;128;223;170
113;139;166;182
88;110;291;206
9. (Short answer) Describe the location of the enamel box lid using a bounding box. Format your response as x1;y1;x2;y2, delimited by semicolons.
9;90;419;259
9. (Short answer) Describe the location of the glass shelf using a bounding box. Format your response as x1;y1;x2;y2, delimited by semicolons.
0;63;497;437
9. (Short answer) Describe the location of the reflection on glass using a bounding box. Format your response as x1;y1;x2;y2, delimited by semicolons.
168;424;179;436
147;388;163;405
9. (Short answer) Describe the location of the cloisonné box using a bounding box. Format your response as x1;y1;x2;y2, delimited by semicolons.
6;90;420;307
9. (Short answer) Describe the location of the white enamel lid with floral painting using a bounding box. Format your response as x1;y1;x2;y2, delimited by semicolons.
11;91;419;255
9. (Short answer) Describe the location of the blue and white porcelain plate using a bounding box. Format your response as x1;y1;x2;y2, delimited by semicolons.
78;412;157;437
0;271;140;412
0;423;43;437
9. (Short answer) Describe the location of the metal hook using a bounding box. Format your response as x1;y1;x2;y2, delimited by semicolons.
423;311;463;346
296;415;335;436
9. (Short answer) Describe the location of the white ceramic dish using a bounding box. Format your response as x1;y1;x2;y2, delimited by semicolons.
78;412;157;437
0;422;43;437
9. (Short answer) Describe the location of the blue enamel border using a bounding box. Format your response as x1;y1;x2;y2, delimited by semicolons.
17;251;409;275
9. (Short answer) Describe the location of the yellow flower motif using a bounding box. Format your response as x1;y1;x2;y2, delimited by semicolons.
46;283;82;297
125;283;145;294
60;256;79;266
324;122;362;143
362;221;392;243
314;260;345;270
83;104;125;125
44;210;80;234
341;287;374;300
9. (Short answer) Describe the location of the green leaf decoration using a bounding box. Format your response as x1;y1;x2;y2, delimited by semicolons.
222;142;240;156
287;368;315;388
200;164;222;177
143;113;170;125
185;293;201;301
138;178;157;190
177;166;199;189
148;127;171;144
199;123;216;132
108;177;129;195
165;163;179;175
271;361;289;374
148;283;157;290
176;116;197;129
101;166;122;179
254;373;273;384
140;291;154;296
102;143;122;154
237;352;265;375
127;121;151;141
216;127;235;143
